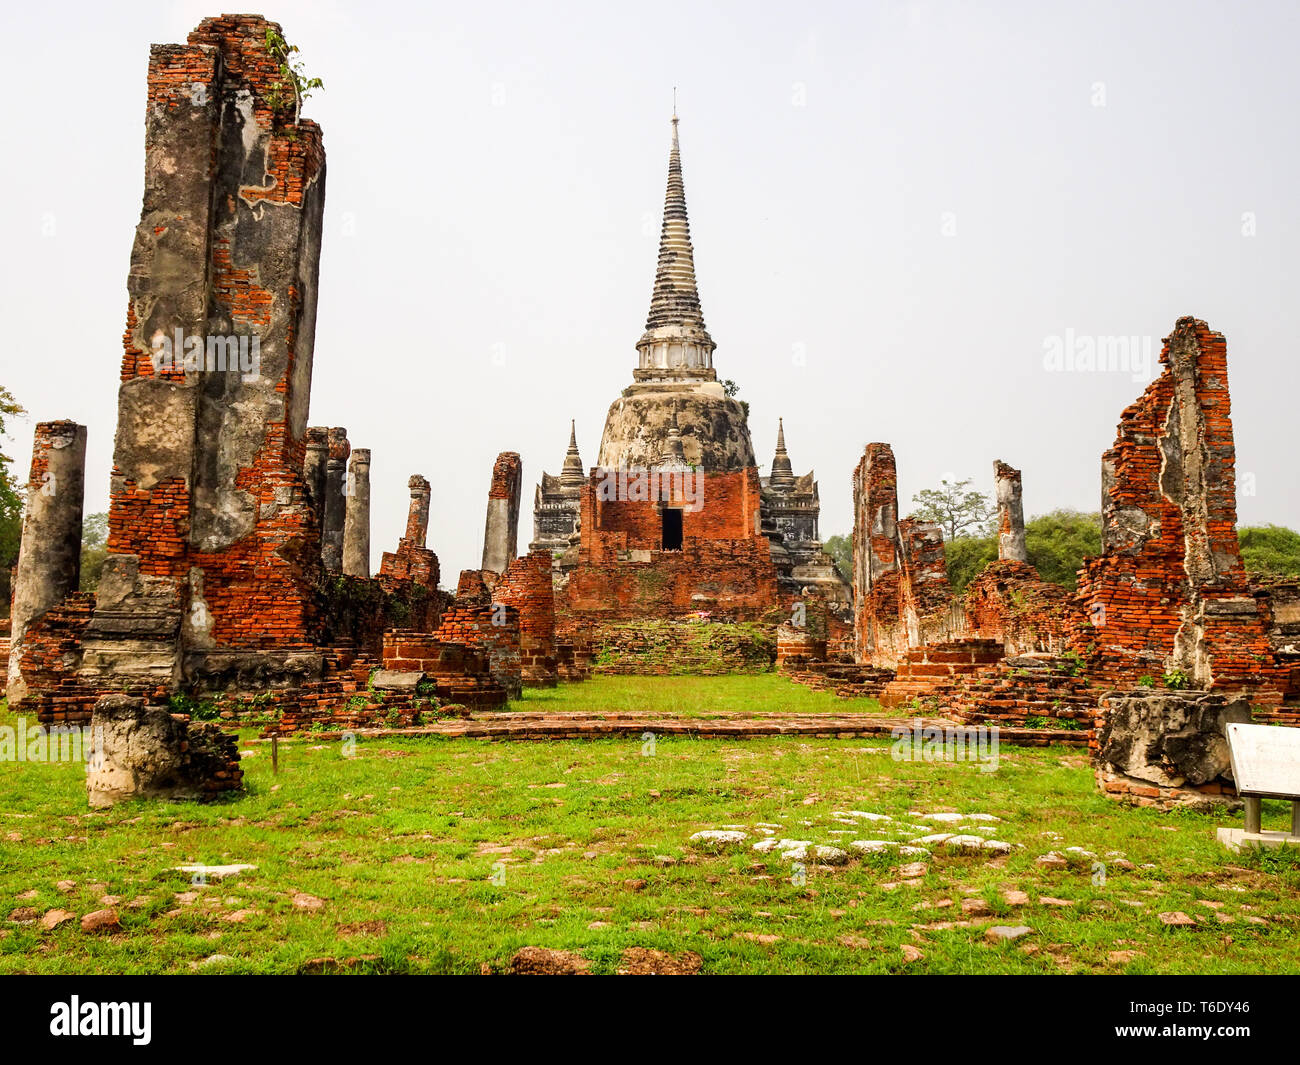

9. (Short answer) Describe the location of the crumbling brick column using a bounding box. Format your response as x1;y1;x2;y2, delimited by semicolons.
1073;317;1285;698
405;474;431;546
994;460;1027;562
482;452;522;574
6;421;87;704
80;15;327;692
378;475;438;590
321;428;349;574
342;448;371;578
851;443;956;667
851;444;901;663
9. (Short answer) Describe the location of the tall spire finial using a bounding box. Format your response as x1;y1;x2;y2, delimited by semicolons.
770;417;795;487
638;108;714;363
561;419;584;487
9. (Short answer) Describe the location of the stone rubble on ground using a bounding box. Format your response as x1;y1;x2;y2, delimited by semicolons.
688;830;749;848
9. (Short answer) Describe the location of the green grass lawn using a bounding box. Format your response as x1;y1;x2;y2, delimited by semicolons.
1;677;1297;975
512;672;888;717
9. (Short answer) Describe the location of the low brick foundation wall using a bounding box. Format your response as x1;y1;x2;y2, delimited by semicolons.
780;662;895;700
877;639;1005;709
590;620;776;675
941;654;1098;731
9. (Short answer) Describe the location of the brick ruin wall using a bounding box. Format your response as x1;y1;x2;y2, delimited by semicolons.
559;467;782;639
433;603;522;700
380;631;508;709
842;320;1294;739
851;445;959;668
314;574;444;656
1250;577;1300;722
958;561;1080;655
7;17;462;735
1070;317;1287;702
492;551;558;686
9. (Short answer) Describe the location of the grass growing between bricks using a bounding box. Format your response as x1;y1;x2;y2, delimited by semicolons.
1;689;1297;975
513;673;889;717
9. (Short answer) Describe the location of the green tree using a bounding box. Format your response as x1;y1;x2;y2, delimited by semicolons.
0;386;27;618
80;512;109;593
942;508;1102;594
1239;524;1300;577
1024;509;1101;590
720;379;749;420
911;479;994;541
945;533;998;593
264;26;324;125
823;533;852;584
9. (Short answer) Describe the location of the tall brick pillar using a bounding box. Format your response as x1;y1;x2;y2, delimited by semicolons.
482;452;522;574
6;421;87;704
80;15;327;690
994;460;1027;562
343;448;371;577
1073;316;1286;698
851;443;901;663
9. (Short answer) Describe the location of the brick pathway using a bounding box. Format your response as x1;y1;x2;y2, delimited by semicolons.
258;711;1087;747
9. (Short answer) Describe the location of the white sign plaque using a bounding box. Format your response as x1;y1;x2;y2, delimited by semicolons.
1226;723;1300;800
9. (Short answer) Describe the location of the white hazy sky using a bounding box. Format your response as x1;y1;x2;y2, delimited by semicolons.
2;0;1297;580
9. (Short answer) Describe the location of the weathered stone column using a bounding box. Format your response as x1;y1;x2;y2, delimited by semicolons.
321;427;349;574
304;427;329;524
406;475;431;547
7;421;87;703
994;460;1027;562
482;452;522;574
342;448;371;577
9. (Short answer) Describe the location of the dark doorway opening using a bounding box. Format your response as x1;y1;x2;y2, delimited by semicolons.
661;507;683;551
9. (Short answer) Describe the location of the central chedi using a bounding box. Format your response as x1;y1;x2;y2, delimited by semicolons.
597;113;756;472
534;113;852;651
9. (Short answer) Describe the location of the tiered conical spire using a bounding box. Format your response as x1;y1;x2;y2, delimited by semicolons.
770;418;795;487
636;111;716;372
560;419;585;487
645;115;707;332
